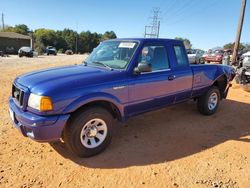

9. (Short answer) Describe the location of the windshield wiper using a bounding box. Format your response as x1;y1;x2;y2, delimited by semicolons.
92;61;113;71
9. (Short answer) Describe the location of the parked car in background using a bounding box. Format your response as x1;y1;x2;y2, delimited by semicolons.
45;46;57;55
224;49;232;55
202;51;208;59
187;49;205;64
6;46;15;54
65;50;73;55
235;51;250;91
18;47;33;58
9;38;235;157
222;49;232;65
204;49;224;64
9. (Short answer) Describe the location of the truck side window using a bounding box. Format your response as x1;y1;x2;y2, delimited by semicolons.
139;45;169;71
174;45;187;66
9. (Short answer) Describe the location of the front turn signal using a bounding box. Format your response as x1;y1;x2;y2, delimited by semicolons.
40;96;53;111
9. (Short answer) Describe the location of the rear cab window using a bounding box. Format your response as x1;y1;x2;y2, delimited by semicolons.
173;45;188;67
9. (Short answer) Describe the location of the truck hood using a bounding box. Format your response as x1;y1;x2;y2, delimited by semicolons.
16;65;125;95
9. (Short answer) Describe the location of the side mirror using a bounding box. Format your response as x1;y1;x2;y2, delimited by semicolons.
134;62;152;74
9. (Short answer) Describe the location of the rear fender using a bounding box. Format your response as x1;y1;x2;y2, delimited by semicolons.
211;66;235;99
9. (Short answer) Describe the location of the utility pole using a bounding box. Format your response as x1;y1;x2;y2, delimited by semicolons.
157;20;161;38
1;13;4;30
75;35;78;54
144;8;161;38
232;0;247;65
75;21;78;54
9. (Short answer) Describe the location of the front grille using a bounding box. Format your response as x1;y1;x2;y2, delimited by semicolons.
12;84;24;106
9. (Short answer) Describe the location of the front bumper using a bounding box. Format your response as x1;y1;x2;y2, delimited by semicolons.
9;97;70;142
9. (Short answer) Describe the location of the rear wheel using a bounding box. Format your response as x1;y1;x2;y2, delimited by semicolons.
64;107;114;157
197;86;220;115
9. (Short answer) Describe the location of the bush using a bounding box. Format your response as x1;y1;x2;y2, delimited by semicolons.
35;46;44;55
58;48;64;54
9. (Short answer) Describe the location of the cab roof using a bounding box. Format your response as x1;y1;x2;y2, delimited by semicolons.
108;38;182;43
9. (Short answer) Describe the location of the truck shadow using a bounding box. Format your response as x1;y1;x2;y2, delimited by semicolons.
50;99;250;169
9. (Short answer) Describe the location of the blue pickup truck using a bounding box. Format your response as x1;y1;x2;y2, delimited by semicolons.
9;38;235;157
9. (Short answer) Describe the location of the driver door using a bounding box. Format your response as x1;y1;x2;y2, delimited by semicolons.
126;43;176;117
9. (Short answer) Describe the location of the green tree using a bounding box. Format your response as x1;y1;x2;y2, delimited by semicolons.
58;29;78;52
34;28;58;54
2;23;117;54
102;31;117;41
78;31;102;53
4;24;30;35
223;42;245;51
243;43;250;51
175;37;192;49
223;43;233;50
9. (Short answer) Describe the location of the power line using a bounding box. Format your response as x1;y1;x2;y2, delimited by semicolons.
162;0;219;27
160;0;199;27
162;0;201;24
162;0;191;17
161;0;176;16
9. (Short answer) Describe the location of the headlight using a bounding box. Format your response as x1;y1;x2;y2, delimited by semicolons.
28;93;53;111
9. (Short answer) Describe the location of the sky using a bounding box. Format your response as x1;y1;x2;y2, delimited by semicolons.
0;0;249;50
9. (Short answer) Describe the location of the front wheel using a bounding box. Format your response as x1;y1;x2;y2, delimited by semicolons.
64;107;114;157
197;86;220;115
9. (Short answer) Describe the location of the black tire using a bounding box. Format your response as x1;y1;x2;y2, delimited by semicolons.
64;107;114;157
197;86;220;115
19;54;22;58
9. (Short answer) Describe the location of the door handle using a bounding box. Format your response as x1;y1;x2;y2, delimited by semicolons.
168;75;176;81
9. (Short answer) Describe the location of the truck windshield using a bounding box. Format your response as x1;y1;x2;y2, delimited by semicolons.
85;40;139;69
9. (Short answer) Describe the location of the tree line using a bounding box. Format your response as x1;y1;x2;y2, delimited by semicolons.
223;42;250;52
175;37;192;49
1;24;117;54
176;37;250;52
2;24;250;53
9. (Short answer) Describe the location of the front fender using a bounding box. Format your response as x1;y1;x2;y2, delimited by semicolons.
63;92;125;117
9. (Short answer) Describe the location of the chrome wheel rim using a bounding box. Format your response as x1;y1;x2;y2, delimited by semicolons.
80;118;108;149
208;92;218;110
